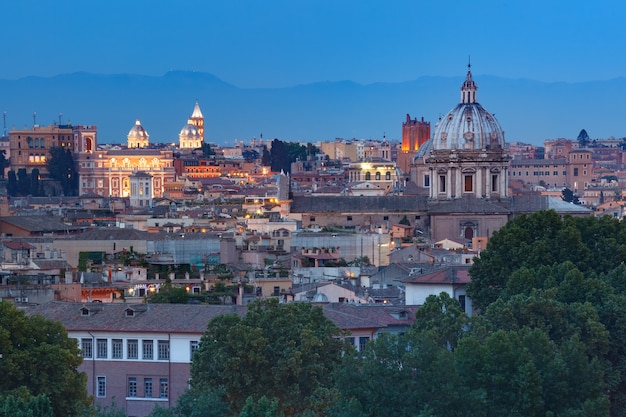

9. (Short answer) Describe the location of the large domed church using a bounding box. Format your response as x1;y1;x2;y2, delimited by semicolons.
408;65;512;240
408;65;587;241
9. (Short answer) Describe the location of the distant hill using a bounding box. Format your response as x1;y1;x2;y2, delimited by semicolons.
0;71;624;146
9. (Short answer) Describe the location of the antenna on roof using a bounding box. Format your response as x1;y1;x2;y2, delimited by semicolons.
33;111;37;126
468;55;471;70
59;112;63;125
2;111;6;137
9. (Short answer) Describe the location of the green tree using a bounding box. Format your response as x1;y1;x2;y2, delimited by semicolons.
0;302;89;417
398;215;410;226
0;392;53;417
269;139;290;173
562;187;581;204
201;143;215;158
30;168;41;196
6;170;17;196
190;299;344;416
467;211;626;415
412;292;469;350
238;396;284;417
47;146;78;196
16;168;30;196
578;128;590;148
0;149;8;179
261;146;271;166
170;386;229;417
148;284;190;304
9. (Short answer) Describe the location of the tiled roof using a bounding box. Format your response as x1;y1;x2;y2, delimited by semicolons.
28;302;247;333
321;303;419;330
62;227;153;241
27;301;419;334
400;266;471;284
2;241;36;250
290;195;429;213
427;196;510;214
1;216;83;233
511;195;591;214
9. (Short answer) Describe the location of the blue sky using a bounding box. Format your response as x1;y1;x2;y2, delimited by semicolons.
3;0;626;87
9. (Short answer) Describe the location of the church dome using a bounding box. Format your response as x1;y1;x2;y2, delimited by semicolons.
413;138;433;163
432;68;504;151
179;123;200;137
128;119;149;139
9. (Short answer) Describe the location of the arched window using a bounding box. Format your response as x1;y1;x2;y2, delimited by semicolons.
385;172;391;180
365;172;371;181
123;158;130;168
375;172;381;181
110;158;117;168
139;158;147;168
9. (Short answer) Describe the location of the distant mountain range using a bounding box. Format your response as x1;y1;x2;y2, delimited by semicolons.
0;71;624;146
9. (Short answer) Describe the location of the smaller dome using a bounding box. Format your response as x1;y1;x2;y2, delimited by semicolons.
312;292;329;303
412;139;433;163
179;124;200;137
128;119;149;138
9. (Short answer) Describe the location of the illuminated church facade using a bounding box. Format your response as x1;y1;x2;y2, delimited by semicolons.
75;101;207;198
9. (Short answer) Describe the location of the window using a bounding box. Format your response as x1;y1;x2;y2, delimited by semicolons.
190;341;199;360
574;168;579;176
144;378;153;398
97;376;106;398
96;338;108;359
491;175;498;192
464;175;473;192
81;338;93;358
385;172;391;180
158;340;170;360
143;340;154;360
439;175;446;193
459;295;466;312
424;174;430;187
347;216;352;221
365;172;371;181
375;172;380;181
310;216;315;222
383;216;389;221
112;339;123;359
127;339;138;359
159;378;169;398
128;377;137;397
358;336;370;352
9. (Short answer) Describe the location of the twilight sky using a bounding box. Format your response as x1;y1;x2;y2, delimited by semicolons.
3;0;626;87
